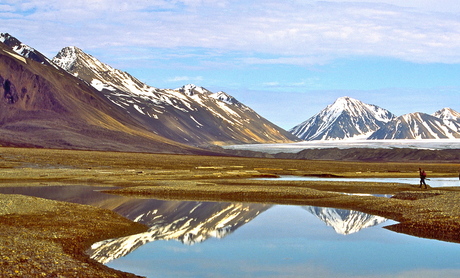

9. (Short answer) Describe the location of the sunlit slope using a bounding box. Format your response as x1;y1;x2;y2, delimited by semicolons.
0;43;212;154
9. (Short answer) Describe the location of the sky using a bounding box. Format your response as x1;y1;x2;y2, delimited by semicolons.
1;0;460;129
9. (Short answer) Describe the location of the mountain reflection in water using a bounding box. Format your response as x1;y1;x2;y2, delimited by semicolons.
89;201;272;263
0;185;388;264
303;206;387;235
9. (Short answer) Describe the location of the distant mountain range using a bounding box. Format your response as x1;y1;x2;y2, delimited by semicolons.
0;33;296;152
290;97;460;141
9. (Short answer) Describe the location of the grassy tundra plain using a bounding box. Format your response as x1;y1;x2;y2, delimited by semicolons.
1;147;460;277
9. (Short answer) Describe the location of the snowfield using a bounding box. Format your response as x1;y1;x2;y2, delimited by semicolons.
224;139;460;154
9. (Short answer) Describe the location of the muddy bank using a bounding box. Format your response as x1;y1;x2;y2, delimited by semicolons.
0;194;147;277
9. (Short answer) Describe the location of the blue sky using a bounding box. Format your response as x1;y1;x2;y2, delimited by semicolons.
1;0;460;129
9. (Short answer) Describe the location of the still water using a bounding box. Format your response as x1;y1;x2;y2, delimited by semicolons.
1;184;460;278
256;175;460;188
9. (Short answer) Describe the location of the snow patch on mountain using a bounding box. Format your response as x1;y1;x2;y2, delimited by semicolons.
91;79;116;91
177;84;212;96
52;46;78;71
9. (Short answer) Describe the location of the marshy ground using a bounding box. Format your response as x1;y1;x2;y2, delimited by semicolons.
1;147;460;277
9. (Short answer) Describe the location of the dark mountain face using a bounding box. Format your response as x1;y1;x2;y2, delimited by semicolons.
52;47;298;146
0;40;210;154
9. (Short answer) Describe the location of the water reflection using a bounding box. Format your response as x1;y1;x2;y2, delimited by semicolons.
257;175;460;188
0;185;387;263
89;201;271;263
303;206;387;235
3;185;460;278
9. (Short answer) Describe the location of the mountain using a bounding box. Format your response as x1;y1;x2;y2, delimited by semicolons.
303;206;387;235
0;35;214;154
52;46;298;146
433;107;460;132
434;107;460;121
369;112;460;140
290;97;395;141
0;33;56;67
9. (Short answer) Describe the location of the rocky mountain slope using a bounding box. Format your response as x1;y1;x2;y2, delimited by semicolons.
0;33;296;151
290;97;395;140
52;46;297;146
0;35;213;154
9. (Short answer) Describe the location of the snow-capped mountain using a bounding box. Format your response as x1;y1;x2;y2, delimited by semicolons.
303;206;387;235
0;34;214;153
368;112;460;140
290;97;395;141
0;33;56;67
433;108;460;132
52;47;298;146
88;200;271;264
290;97;460;141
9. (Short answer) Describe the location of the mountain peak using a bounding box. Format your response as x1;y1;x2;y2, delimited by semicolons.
210;91;240;105
290;96;395;140
177;84;212;96
433;107;460;121
53;46;79;71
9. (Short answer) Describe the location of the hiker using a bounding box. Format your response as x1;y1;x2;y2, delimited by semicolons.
419;168;427;189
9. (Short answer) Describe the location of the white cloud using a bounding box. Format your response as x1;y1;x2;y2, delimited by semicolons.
2;0;460;64
166;76;204;83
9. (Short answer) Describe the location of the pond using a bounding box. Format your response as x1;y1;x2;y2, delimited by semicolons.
1;184;460;277
257;175;460;188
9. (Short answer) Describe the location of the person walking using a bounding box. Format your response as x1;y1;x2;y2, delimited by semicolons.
419;168;427;189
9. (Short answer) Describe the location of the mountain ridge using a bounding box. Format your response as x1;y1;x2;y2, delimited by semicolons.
291;97;460;141
369;112;460;140
0;33;297;152
0;34;219;154
52;45;298;146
